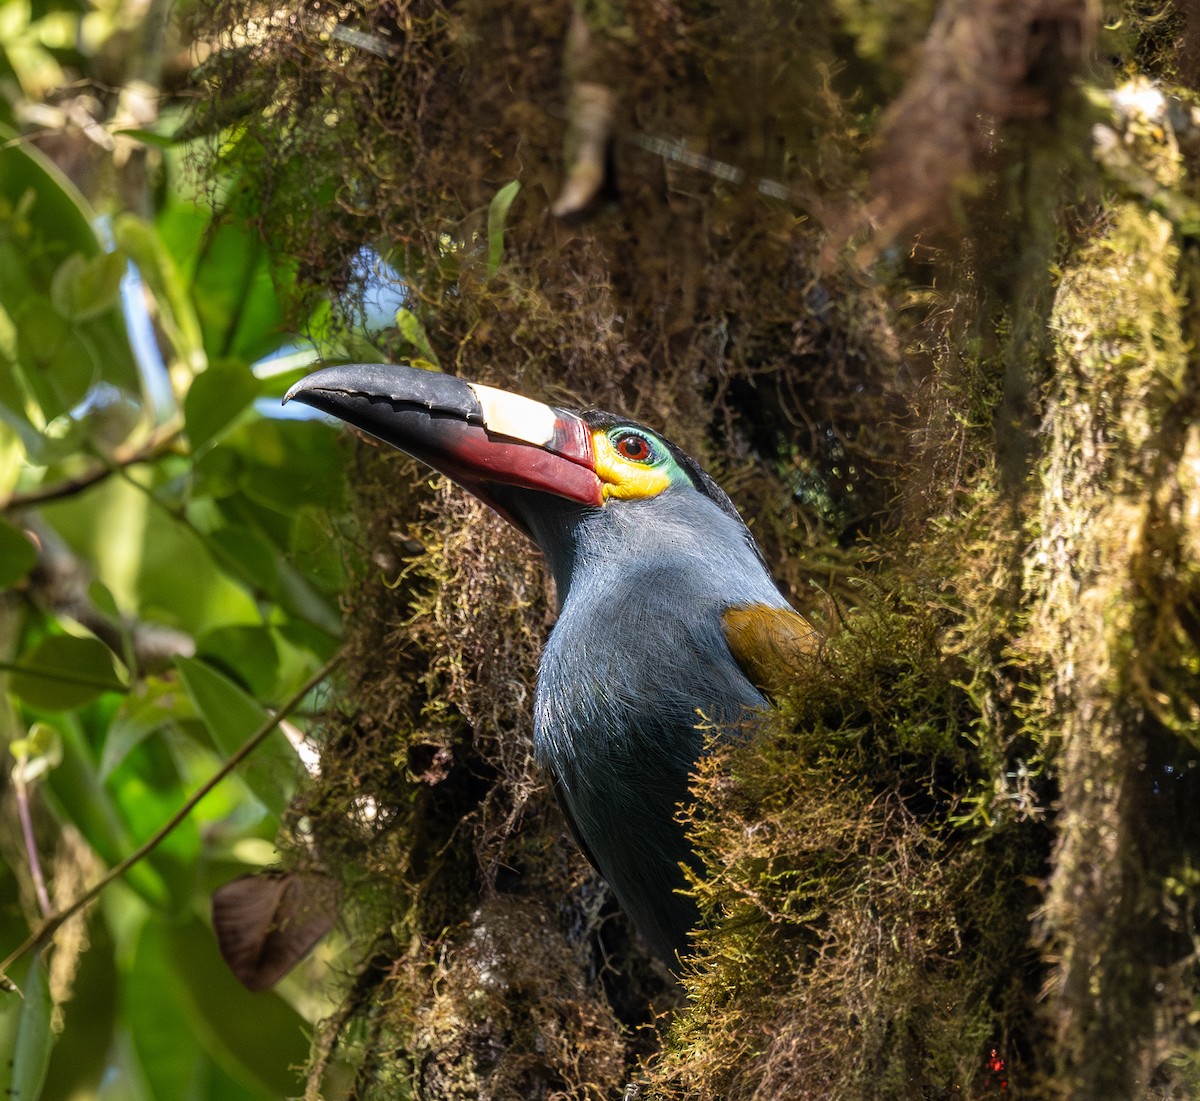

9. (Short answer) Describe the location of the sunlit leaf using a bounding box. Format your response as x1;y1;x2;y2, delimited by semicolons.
486;179;520;278
11;635;128;710
114;212;205;368
49;250;125;322
10;721;62;784
0;124;138;394
0;954;53;1101
396;308;440;369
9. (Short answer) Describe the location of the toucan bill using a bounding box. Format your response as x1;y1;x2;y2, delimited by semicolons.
283;363;603;512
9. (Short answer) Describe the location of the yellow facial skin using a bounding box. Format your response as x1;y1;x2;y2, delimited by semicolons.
591;430;673;501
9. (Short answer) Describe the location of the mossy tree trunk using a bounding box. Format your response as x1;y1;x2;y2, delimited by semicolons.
197;1;1200;1097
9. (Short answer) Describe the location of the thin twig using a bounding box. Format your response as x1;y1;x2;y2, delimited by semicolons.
0;425;181;513
0;652;341;984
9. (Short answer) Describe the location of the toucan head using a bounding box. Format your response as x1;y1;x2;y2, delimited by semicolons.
284;363;750;590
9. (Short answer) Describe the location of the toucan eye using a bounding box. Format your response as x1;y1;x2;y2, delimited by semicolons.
615;433;653;462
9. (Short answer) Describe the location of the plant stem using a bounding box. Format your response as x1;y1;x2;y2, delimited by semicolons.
12;773;52;918
0;652;341;984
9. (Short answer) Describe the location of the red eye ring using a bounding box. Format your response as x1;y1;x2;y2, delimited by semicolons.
615;434;652;462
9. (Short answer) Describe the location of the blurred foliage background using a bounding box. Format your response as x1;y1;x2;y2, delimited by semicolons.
0;2;363;1097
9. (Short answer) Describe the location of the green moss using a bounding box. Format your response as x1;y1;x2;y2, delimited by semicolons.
648;592;1045;1099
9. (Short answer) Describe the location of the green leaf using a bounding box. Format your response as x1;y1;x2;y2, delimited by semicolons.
0;517;37;587
14;297;98;422
10;721;62;785
10;635;128;710
0;953;54;1101
184;362;263;452
195;625;280;699
396;308;441;369
0;125;139;397
49;250;125;322
165;917;309;1098
191;215;291;363
43;719;169;906
110;126;183;149
174;657;294;817
0;125;97;260
486;179;520;278
124;918;206;1101
43;724;170;906
101;677;195;779
291;506;346;594
114;212;204;370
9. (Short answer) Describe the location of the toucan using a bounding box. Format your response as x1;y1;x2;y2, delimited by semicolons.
284;364;815;966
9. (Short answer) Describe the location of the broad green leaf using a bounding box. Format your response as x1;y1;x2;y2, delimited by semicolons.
165;917;309;1098
230;418;348;514
191;216;291;363
86;579;122;621
124;918;205;1101
0;954;53;1101
103;739;200;904
203;521;340;638
0;125;138;395
486;179;520;278
10;635;128;710
195;625;280;698
0;517;37;587
291;506;346;594
0;125;96;260
174;656;294;817
184;362;263;452
49;251;125;322
41;475;258;636
14;298;98;421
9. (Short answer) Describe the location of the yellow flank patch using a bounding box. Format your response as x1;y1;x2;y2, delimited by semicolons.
592;431;672;500
723;604;818;698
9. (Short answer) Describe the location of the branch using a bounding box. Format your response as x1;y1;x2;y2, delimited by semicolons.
0;652;341;987
0;425;181;513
